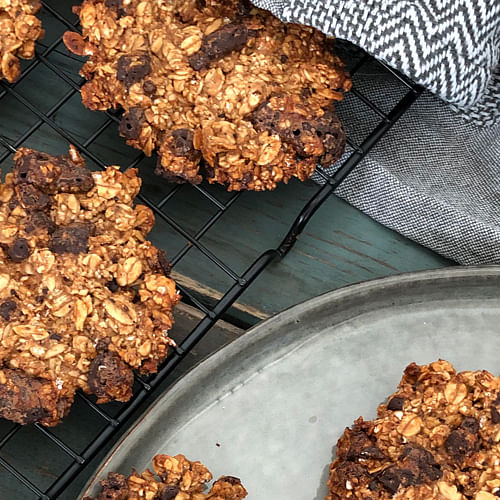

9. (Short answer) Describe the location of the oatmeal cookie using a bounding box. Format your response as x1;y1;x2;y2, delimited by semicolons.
327;360;500;499
0;0;44;82
63;0;351;191
0;146;179;426
84;454;248;499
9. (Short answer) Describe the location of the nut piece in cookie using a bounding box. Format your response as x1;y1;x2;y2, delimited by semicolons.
0;146;179;426
65;0;351;191
84;454;248;500
326;360;500;499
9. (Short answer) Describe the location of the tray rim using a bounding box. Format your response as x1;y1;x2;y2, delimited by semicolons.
81;264;500;497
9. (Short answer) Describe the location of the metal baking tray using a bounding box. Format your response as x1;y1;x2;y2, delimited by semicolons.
82;266;500;499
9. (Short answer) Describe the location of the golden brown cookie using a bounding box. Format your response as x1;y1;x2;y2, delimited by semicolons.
0;0;44;82
327;360;500;499
64;0;351;191
84;454;248;500
0;146;179;426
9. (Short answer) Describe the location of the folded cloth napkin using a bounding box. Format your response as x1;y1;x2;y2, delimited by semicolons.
252;0;500;265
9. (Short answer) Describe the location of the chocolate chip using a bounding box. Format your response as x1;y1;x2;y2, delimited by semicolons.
171;129;194;156
249;97;345;164
445;428;478;461
14;153;59;191
160;486;180;500
346;428;385;461
169;129;201;163
378;467;415;494
49;333;62;341
105;279;120;292
25;211;56;234
7;238;31;262
237;0;253;15
154;161;191;184
100;472;128;491
119;108;145;140
490;407;500;426
334;461;370;484
105;0;124;8
157;250;171;276
142;80;156;94
280;54;288;63
49;223;91;255
14;150;94;195
199;161;215;179
117;54;151;87
316;106;347;166
189;23;254;71
220;476;241;485
8;198;18;210
16;183;49;210
56;165;94;193
399;445;442;482
461;417;479;434
104;0;128;16
359;446;385;460
0;300;17;321
387;396;405;411
240;171;253;187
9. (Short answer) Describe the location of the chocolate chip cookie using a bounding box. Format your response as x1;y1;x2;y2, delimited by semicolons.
84;454;248;500
327;360;500;499
64;0;351;191
0;0;44;82
0;146;179;426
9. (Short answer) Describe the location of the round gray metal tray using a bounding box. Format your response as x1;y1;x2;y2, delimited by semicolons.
83;266;500;499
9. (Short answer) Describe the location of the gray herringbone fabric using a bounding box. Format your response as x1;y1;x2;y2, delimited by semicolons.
252;0;500;264
252;0;500;125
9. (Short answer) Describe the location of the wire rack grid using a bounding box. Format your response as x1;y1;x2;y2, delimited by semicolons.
0;1;423;498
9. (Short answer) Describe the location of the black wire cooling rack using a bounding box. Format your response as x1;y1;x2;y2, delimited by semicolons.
0;1;423;498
